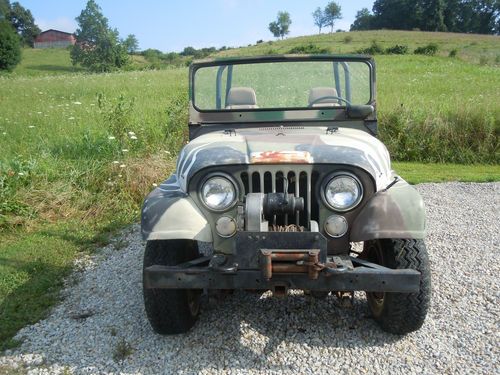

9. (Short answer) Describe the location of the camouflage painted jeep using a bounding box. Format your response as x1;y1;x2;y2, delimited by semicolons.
141;55;431;335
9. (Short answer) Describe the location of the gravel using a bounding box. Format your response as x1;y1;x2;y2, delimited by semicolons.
1;182;499;374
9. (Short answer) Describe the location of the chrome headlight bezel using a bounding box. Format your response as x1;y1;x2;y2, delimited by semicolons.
321;172;364;212
199;173;239;212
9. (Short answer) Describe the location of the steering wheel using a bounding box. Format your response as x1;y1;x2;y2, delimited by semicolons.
308;95;351;107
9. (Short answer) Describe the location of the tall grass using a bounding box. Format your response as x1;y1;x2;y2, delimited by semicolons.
380;109;498;163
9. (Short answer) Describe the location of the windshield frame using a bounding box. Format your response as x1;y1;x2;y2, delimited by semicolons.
188;55;375;124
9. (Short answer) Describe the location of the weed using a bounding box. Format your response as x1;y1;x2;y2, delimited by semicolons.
385;45;409;55
113;238;129;251
343;35;353;44
97;93;136;144
113;338;134;362
479;55;489;65
288;44;329;54
357;40;384;55
448;48;458;57
414;43;439;55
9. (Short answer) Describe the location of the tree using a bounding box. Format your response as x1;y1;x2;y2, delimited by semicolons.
312;7;326;34
0;0;10;21
9;2;40;46
324;1;342;33
122;34;138;53
268;11;291;39
350;8;374;31
420;0;446;31
0;20;21;71
372;0;420;30
71;0;128;72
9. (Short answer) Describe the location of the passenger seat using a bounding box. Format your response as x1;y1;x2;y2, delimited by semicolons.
308;87;340;107
225;87;258;109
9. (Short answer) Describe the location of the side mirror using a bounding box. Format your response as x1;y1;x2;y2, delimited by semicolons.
347;105;374;119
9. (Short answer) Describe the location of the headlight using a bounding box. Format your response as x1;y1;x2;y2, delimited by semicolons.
201;176;237;211
323;173;363;211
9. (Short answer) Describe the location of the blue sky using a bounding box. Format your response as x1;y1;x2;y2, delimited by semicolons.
23;0;375;52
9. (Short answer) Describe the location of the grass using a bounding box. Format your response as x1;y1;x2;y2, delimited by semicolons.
0;30;499;350
216;30;500;66
393;162;500;184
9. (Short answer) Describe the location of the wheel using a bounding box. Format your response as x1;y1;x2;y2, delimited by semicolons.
364;239;431;334
143;239;201;334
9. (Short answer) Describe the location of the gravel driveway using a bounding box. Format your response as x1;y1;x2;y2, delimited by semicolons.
1;182;499;374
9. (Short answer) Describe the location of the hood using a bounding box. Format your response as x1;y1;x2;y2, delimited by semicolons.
171;127;392;192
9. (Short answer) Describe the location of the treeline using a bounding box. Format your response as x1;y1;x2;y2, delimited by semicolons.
351;0;499;35
140;46;233;68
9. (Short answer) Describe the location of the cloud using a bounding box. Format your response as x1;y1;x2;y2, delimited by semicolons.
36;17;77;33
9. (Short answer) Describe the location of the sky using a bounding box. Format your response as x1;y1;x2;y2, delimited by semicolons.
23;0;375;52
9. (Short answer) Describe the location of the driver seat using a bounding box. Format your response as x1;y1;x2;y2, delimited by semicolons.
225;87;258;109
308;87;340;107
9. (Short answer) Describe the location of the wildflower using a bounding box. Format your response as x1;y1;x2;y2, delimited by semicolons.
118;174;123;178
18;172;25;176
68;117;75;120
108;136;116;140
164;150;171;155
38;91;43;94
128;131;135;136
37;111;42;114
130;135;137;140
119;164;126;168
28;125;35;128
112;161;119;164
2;132;6;135
152;183;158;187
73;101;82;105
122;149;129;152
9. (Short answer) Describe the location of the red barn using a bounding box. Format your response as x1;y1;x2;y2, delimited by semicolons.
34;29;76;49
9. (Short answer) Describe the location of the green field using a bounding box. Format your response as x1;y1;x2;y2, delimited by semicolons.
218;30;500;65
0;30;499;350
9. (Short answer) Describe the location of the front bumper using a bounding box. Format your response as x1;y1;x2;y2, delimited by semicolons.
143;232;421;293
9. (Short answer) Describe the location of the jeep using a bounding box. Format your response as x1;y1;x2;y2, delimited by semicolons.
141;55;431;335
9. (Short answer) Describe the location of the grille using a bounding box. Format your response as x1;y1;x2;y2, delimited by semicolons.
240;166;319;229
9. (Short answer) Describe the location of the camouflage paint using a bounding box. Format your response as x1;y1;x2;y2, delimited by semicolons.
350;178;426;241
141;56;425;248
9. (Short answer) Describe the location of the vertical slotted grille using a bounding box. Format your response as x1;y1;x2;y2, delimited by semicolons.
241;167;313;228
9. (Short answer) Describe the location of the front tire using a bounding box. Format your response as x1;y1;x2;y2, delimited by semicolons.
364;239;431;334
143;240;201;334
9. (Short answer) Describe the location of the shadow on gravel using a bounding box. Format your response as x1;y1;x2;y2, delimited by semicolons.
162;290;401;372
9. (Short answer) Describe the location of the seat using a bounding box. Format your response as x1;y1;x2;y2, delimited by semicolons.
308;87;340;107
225;87;258;109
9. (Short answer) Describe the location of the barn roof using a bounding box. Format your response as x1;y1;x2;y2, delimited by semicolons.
38;29;75;36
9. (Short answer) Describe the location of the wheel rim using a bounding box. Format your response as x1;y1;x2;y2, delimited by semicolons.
365;241;386;317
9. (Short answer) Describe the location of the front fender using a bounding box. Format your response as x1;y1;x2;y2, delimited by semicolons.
141;175;212;242
350;178;425;241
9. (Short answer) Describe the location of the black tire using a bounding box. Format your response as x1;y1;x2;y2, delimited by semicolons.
143;239;201;334
364;239;431;335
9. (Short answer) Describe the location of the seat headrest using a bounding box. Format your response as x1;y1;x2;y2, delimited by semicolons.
226;87;258;109
308;87;339;107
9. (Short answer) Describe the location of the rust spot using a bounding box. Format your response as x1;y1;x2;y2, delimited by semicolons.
250;151;313;164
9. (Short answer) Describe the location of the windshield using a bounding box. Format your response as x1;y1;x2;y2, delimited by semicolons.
193;60;371;111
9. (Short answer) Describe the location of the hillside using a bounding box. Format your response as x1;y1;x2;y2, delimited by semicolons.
9;30;500;77
217;30;500;64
